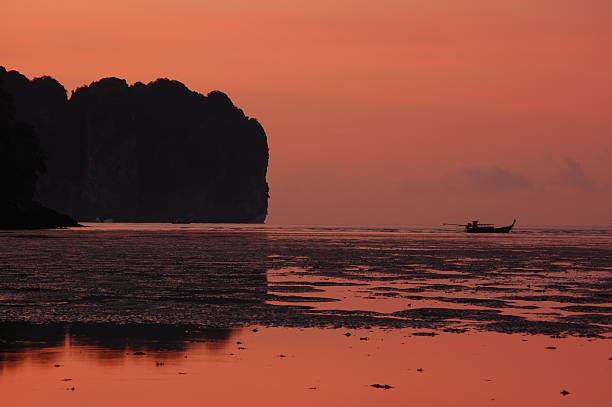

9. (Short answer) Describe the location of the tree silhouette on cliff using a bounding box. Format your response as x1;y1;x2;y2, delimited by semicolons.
0;79;78;228
0;82;45;203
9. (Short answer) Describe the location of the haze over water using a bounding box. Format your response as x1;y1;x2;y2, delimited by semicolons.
1;224;610;406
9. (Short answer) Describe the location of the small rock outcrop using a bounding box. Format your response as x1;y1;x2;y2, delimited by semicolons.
0;67;269;223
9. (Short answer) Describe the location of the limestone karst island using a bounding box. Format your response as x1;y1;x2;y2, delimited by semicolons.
0;67;269;228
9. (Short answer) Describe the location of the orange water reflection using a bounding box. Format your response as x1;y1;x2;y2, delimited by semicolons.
1;326;610;407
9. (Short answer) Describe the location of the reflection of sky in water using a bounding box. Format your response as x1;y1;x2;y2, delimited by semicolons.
1;326;610;407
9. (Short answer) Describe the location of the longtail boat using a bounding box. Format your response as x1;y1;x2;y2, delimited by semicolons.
444;219;516;233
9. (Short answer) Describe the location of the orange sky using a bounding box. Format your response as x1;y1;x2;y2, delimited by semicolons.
2;0;611;225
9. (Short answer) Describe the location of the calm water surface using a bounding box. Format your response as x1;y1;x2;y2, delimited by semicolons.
1;224;610;406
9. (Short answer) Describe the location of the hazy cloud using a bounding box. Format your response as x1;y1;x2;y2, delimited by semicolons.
555;156;594;190
457;166;532;192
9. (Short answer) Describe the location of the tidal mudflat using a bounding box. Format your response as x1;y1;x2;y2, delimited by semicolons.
1;224;610;406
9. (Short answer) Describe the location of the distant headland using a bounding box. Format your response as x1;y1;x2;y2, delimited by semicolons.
0;67;269;226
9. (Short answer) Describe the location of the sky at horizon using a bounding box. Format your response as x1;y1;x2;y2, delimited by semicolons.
2;0;611;225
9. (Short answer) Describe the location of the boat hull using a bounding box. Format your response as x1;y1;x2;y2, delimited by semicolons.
465;220;515;234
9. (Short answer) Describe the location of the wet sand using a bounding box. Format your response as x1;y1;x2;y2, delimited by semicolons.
1;224;610;405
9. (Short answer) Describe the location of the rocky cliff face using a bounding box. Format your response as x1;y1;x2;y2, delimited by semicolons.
0;67;269;223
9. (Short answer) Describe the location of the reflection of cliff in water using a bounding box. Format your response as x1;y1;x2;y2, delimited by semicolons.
0;322;237;374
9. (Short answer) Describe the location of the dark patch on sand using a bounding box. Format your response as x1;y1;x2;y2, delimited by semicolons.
443;327;469;333
393;307;520;323
267;285;325;293
403;295;518;309
270;281;368;287
266;294;341;303
501;295;611;304
8;235;70;239
483;320;607;337
560;314;612;325
559;305;612;313
371;384;393;389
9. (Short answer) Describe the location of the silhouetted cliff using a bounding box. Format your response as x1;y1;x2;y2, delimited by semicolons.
0;67;269;222
0;78;79;229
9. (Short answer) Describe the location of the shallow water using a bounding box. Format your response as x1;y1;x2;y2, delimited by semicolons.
1;224;611;405
1;325;610;407
1;224;610;334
